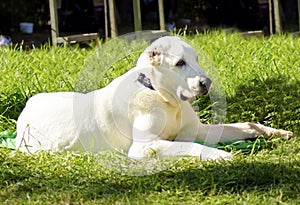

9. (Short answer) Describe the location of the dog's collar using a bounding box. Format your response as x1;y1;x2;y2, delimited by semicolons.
137;72;155;91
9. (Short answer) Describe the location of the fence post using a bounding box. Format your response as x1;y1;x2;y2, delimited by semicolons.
158;0;165;30
133;0;142;31
298;0;300;31
49;0;59;46
273;0;282;33
108;0;118;37
104;0;109;39
268;0;273;34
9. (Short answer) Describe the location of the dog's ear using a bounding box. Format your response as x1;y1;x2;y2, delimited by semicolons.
148;50;161;67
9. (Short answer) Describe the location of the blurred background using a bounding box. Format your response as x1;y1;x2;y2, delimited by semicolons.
0;0;299;46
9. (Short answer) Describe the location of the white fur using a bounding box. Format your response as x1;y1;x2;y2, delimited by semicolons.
16;36;293;160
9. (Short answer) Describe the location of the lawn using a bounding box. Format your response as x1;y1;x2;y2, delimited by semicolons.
0;31;299;204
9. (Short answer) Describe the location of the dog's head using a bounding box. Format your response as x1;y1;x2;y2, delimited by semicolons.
137;36;212;104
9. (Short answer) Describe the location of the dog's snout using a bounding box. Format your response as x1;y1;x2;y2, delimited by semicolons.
188;76;212;96
200;78;212;89
199;78;212;95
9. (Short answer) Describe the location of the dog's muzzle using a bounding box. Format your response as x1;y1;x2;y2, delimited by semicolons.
187;76;212;97
179;76;212;101
198;77;212;96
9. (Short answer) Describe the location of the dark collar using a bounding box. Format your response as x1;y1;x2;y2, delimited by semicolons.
137;72;155;91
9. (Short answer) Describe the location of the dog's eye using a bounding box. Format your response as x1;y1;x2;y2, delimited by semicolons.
176;60;186;67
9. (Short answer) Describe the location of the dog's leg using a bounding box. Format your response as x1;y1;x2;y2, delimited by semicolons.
128;114;232;160
128;140;232;160
197;122;293;144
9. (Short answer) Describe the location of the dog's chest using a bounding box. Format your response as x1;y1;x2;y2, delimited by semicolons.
129;90;182;140
159;110;182;140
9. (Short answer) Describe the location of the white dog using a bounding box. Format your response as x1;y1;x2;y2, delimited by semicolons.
16;36;293;160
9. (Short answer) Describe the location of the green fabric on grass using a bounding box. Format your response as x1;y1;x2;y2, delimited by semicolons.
196;137;267;153
0;131;17;149
0;130;266;153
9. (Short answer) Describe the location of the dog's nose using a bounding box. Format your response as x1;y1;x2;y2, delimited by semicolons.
199;78;212;95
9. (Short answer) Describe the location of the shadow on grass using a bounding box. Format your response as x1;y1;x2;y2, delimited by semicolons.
0;147;300;203
225;76;300;135
90;160;299;200
2;158;299;202
171;160;300;194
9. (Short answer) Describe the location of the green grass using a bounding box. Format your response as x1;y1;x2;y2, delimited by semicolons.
1;31;300;204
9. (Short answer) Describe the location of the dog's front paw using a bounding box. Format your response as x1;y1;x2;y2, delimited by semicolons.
200;147;232;161
271;129;293;139
248;123;293;139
